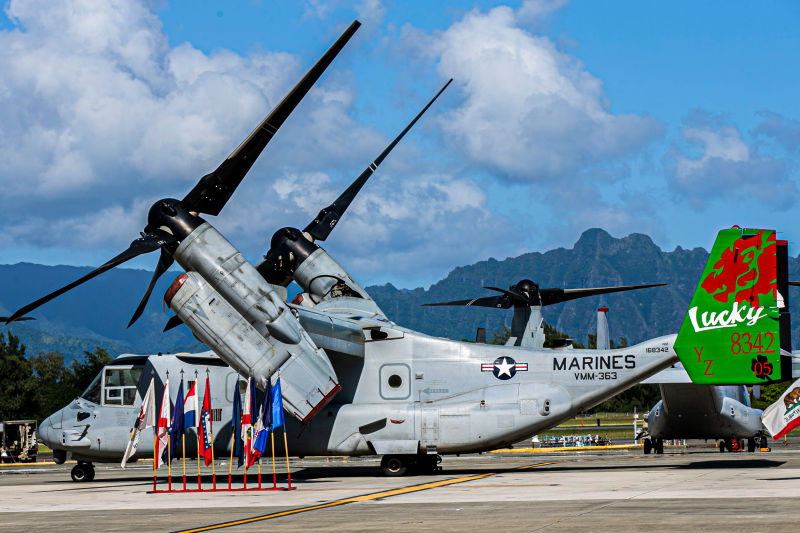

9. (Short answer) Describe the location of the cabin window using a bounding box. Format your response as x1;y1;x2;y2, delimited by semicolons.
388;374;403;388
102;366;144;406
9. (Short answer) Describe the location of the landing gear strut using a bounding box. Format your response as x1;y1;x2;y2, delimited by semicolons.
71;461;95;482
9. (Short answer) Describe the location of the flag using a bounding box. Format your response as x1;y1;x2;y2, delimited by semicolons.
155;377;171;468
183;380;198;430
121;377;156;468
231;378;244;468
762;376;800;440
271;377;285;431
241;377;254;467
198;376;213;466
248;383;271;468
169;380;185;459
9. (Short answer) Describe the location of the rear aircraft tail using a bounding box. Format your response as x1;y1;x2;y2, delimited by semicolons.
674;227;791;384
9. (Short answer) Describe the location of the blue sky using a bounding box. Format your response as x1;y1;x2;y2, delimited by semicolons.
0;0;798;289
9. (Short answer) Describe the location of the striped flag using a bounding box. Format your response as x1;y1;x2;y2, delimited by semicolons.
183;380;198;430
198;376;213;466
155;377;171;468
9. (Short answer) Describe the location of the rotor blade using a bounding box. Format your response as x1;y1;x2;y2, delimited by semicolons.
163;315;184;332
484;286;530;303
789;281;800;286
304;78;453;241
539;283;667;306
127;248;176;328
182;20;361;216
4;231;174;324
421;295;510;309
0;316;34;321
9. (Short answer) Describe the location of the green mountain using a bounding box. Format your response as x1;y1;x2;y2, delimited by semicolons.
1;228;798;358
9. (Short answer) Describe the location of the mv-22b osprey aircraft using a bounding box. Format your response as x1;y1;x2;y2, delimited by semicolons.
10;21;793;478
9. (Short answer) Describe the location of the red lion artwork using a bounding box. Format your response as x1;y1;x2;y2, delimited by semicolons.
700;230;776;307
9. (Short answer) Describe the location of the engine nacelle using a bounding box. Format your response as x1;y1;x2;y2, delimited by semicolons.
166;272;340;423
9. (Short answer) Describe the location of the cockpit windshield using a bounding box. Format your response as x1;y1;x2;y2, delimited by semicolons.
81;373;102;404
81;365;144;406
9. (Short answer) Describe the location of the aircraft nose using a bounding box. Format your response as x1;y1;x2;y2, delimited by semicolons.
39;415;58;448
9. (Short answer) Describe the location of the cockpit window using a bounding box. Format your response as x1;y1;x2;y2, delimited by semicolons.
102;366;144;406
82;373;102;404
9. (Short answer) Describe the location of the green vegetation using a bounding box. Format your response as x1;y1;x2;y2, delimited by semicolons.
0;330;110;422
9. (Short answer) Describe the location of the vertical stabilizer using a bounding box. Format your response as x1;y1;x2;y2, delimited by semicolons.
674;227;785;384
596;307;610;350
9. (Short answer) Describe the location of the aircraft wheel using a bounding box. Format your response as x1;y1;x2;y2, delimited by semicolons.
381;455;409;477
71;462;94;482
52;450;67;464
718;440;725;452
643;439;652;454
747;438;756;453
415;454;441;475
724;438;733;452
655;439;664;454
759;436;768;449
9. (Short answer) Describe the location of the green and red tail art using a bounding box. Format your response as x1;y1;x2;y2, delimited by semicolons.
674;227;782;384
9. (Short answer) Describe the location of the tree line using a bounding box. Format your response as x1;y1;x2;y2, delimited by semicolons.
0;331;111;422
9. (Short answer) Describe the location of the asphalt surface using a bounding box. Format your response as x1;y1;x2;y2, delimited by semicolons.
2;447;799;532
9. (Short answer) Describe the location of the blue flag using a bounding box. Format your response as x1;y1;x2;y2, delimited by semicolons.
271;378;285;431
231;378;244;468
169;381;184;459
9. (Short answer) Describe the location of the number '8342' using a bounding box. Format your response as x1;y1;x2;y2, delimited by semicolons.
731;332;775;355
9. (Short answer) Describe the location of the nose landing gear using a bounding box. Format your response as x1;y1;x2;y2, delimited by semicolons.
70;461;95;482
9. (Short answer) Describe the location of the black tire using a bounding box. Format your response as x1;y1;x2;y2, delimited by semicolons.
724;438;733;452
381;455;409;477
643;439;652;454
415;455;441;475
719;440;725;453
655;439;664;454
760;436;768;449
71;463;92;482
747;438;756;452
52;450;67;465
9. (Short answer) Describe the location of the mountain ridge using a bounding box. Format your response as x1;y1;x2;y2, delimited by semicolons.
2;228;798;358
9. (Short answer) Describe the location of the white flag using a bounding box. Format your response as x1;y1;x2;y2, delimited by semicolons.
761;376;800;440
121;378;156;468
155;377;171;468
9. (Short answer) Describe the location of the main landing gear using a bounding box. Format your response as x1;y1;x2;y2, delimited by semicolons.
71;461;95;482
643;438;664;454
380;454;442;476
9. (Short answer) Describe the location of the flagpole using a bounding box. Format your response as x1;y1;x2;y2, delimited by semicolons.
271;432;276;489
152;430;157;492
228;431;235;490
282;427;292;490
257;457;262;489
167;431;172;492
181;369;186;492
207;369;216;490
166;370;171;492
150;371;157;492
195;370;201;491
196;430;201;491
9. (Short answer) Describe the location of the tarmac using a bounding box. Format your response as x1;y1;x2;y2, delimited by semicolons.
2;446;799;532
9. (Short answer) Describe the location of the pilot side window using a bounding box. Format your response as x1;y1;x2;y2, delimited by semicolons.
82;373;102;404
102;366;144;406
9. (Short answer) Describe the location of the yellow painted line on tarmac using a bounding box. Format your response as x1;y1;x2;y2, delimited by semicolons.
175;461;557;533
